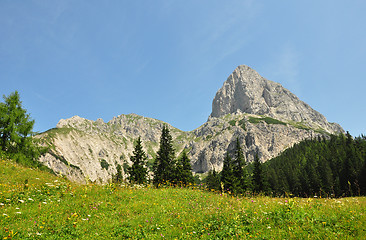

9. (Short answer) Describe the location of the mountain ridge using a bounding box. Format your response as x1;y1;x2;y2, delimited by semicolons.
37;65;344;183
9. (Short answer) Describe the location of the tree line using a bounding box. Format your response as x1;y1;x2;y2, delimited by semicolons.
206;133;366;197
264;133;366;197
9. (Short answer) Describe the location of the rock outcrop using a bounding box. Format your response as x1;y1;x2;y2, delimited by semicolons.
210;65;343;133
37;65;344;183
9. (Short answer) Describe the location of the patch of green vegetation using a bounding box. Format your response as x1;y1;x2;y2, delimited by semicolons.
205;135;213;141
193;136;202;142
228;120;236;126
48;151;81;171
314;128;329;135
175;133;188;142
41;128;75;142
223;113;232;120
288;121;312;131
238;118;246;131
120;153;126;161
248;116;287;126
248;116;262;124
100;159;110;170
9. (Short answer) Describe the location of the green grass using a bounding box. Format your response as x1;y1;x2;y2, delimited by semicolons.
1;159;365;239
248;116;287;126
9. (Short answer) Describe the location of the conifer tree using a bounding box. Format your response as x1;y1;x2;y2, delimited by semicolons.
232;137;249;194
205;169;221;191
252;152;264;193
176;150;194;186
0;91;35;154
0;91;45;166
128;137;148;184
220;152;233;192
153;125;176;185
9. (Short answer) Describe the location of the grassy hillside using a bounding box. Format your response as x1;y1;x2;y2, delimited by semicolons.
1;159;365;239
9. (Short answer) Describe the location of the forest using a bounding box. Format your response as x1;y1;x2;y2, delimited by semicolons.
206;133;366;197
264;133;366;197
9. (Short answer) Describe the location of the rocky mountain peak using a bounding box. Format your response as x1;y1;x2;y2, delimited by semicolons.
210;65;343;134
38;65;344;183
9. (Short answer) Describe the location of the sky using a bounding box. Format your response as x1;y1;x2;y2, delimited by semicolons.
1;0;365;136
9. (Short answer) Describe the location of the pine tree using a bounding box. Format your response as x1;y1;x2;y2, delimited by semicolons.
128;137;148;184
220;152;233;193
153;125;176;185
252;152;264;193
232;137;249;194
176;150;194;186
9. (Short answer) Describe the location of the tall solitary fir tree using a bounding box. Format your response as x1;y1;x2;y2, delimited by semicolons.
153;125;176;185
128;137;148;184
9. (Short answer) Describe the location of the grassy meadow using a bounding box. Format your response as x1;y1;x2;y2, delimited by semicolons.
1;159;365;239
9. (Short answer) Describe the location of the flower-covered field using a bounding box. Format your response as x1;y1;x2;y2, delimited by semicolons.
1;159;365;239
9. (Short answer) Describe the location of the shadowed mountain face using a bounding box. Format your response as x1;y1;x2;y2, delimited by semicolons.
38;65;344;183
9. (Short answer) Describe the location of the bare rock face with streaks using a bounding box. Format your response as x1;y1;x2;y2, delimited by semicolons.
210;65;343;133
37;65;344;183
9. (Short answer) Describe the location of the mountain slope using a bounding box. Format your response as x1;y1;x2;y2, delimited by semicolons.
37;65;344;183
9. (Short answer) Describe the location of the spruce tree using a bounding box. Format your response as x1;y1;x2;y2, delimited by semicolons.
153;125;176;185
128;137;148;184
220;152;233;192
252;152;264;193
176;150;194;186
232;137;249;194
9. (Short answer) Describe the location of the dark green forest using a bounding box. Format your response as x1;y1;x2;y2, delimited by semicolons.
264;133;366;197
206;133;366;197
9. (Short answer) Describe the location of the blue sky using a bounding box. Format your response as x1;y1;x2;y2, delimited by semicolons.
1;1;365;136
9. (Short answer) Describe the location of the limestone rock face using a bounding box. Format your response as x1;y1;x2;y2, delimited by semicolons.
210;65;343;134
37;65;344;183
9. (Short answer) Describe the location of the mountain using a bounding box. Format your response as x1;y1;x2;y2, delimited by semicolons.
37;65;344;183
210;65;342;133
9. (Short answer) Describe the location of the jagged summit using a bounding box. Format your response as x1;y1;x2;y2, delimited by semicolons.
210;65;343;134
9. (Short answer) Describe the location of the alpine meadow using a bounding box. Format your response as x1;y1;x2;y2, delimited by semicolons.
1;64;366;239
